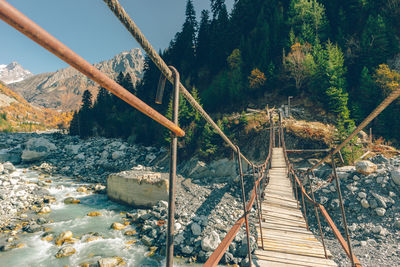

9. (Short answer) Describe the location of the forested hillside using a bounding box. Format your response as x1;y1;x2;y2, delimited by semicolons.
71;0;400;152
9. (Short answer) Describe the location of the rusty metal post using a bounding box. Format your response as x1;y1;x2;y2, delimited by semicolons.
307;171;328;259
165;66;180;267
331;152;355;267
236;146;252;267
253;166;264;249
300;174;310;231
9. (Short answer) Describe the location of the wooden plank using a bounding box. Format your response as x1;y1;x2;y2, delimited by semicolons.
257;232;321;246
255;242;328;259
255;250;337;267
260;223;310;234
257;237;328;250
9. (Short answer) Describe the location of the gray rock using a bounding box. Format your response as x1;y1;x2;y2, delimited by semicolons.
394;220;400;229
201;231;221;251
355;160;377;175
360;240;367;247
191;223;202;236
372;225;383;234
361;199;370;209
390;168;400;185
375;208;386;217
370;199;378;209
22;137;56;162
2;162;15;172
181;245;194;254
112;151;125;160
358;192;367;199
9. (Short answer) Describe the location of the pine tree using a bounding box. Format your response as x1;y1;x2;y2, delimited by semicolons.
325;42;349;117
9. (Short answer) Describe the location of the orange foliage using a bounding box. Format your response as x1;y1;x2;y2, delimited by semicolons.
248;68;266;89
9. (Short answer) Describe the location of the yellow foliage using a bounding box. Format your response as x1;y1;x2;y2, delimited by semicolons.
375;64;400;94
248;68;266;89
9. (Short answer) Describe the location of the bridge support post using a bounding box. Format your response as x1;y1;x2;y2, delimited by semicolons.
236;146;252;267
253;166;264;250
307;171;328;259
165;66;180;267
331;152;355;267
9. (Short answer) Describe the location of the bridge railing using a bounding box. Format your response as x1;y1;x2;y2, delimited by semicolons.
278;112;362;267
0;1;270;266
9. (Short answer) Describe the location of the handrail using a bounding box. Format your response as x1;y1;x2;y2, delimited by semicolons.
102;0;254;166
0;0;185;137
204;116;274;267
279;115;362;267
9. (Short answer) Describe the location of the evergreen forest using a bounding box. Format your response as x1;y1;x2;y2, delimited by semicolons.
70;0;400;158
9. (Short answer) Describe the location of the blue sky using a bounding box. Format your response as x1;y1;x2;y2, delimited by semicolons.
0;0;234;74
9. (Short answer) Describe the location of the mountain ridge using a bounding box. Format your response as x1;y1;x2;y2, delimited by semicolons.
0;62;33;84
9;48;144;111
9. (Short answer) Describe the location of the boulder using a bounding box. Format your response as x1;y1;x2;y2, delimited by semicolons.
355;160;377;175
0;163;3;173
107;170;168;208
21;137;57;162
390;168;400;186
201;231;221;251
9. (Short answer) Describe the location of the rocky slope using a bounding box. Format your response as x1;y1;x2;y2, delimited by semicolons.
0;62;33;84
0;82;72;132
9;49;144;111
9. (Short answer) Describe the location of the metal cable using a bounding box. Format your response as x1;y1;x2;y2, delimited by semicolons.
103;0;253;166
310;87;400;172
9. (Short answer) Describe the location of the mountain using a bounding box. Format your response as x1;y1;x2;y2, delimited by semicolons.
0;81;72;132
9;48;144;111
0;62;33;84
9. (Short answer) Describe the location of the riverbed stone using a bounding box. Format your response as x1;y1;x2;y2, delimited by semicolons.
55;246;76;258
201;231;221;251
361;199;370;209
98;257;126;267
111;222;125;230
390;168;400;186
107;170;168;208
375;208;386;216
55;231;73;246
87;211;102;217
191;223;202;236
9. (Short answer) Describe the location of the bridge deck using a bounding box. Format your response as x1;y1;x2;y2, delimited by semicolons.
254;148;337;267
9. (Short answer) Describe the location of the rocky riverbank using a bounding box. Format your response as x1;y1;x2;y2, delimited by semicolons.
295;155;400;266
1;132;399;266
0;132;257;265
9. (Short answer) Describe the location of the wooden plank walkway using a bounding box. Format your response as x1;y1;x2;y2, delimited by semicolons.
254;148;337;267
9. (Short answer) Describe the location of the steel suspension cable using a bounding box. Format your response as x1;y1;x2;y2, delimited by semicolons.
310;86;400;172
103;0;253;166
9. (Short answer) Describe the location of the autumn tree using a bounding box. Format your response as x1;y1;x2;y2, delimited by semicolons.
284;42;316;93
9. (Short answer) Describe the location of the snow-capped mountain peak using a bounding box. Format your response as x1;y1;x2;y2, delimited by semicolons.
0;62;33;84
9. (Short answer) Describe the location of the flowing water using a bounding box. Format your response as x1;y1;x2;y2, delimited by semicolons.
0;168;195;267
